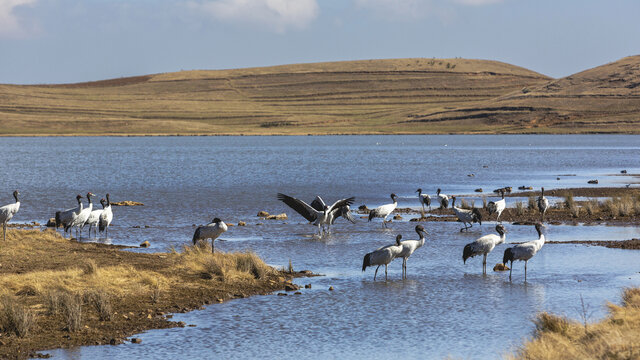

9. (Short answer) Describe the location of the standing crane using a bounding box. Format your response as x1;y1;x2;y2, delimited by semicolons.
451;196;482;232
69;192;95;240
99;193;113;237
502;223;546;281
463;224;507;274
362;234;403;281
367;193;398;228
0;191;20;241
192;218;228;253
437;188;449;209
397;225;428;279
55;194;84;238
486;189;506;222
416;188;431;213
537;187;549;222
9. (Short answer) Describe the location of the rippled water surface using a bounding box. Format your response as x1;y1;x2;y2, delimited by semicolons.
1;135;639;359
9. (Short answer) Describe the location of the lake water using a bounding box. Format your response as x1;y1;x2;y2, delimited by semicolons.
1;135;639;359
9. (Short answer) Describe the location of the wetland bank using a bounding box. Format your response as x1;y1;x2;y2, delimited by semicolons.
0;135;639;359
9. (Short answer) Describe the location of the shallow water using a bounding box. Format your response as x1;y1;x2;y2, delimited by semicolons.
1;135;639;359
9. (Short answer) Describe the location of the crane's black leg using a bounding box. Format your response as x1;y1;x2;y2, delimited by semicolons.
374;266;380;281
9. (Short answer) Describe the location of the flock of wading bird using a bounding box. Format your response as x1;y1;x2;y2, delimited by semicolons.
0;186;551;283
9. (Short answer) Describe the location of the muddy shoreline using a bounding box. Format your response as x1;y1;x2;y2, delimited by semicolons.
0;230;312;359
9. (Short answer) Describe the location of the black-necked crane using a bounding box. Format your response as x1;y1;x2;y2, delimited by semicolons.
437;188;449;209
83;198;105;238
192;218;228;253
0;190;20;242
55;194;84;238
537;187;549;222
99;193;113;237
362;234;403;281
451;196;482;232
416;188;431;213
487;189;506;222
278;193;355;236
70;192;94;239
310;195;356;233
502;223;546;281
368;193;398;228
463;224;507;274
397;225;428;279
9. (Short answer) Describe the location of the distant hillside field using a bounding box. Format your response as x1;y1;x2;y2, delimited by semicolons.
0;57;638;135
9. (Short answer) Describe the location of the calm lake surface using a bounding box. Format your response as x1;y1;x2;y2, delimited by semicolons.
1;135;639;359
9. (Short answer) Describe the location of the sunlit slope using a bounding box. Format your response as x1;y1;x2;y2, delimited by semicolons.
0;58;552;135
408;56;640;133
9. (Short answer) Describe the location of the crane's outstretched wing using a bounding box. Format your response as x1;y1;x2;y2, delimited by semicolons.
331;205;356;224
328;197;356;212
277;193;319;222
310;196;326;212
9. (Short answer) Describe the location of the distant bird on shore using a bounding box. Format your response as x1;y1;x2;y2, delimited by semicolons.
437;188;449;209
368;193;398;228
56;194;84;238
503;223;545;281
451;196;482;232
83;198;105;238
70;192;95;239
278;193;355;236
537;187;549;222
416;188;431;212
0;190;20;241
99;193;113;237
487;189;506;222
362;234;403;281
397;225;428;279
192;218;228;253
463;224;507;274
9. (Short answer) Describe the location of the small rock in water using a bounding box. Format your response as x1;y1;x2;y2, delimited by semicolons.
238;221;246;226
294;291;302;295
130;338;142;344
267;213;287;220
474;188;483;193
557;177;561;180
304;284;312;289
621;170;627;174
140;241;150;248
329;286;334;291
588;179;599;184
111;201;144;206
277;293;287;296
257;211;270;217
393;214;402;220
493;263;510;272
226;223;235;227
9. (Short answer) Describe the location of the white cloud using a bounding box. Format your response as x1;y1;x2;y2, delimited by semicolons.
354;0;504;19
0;0;36;38
190;0;319;33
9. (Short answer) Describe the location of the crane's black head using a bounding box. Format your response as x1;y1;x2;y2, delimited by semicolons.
462;243;472;264
451;196;456;207
541;187;545;195
503;247;514;265
76;194;83;202
86;192;94;199
415;225;428;237
495;224;506;235
395;234;402;245
472;208;483;225
437;188;442;195
212;218;222;223
13;190;19;201
416;188;422;193
100;198;107;207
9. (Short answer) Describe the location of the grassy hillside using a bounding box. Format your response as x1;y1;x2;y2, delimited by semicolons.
0;58;551;135
409;56;640;133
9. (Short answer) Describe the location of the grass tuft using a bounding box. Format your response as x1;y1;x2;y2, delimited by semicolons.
61;292;82;332
515;201;525;216
0;295;36;337
84;290;113;321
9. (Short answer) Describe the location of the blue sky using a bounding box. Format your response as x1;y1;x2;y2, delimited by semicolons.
1;0;639;84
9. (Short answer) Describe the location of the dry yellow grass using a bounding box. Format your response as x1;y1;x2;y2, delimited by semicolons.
0;58;552;135
512;288;640;360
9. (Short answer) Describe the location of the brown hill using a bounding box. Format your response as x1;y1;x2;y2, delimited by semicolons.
0;58;550;135
407;55;640;133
